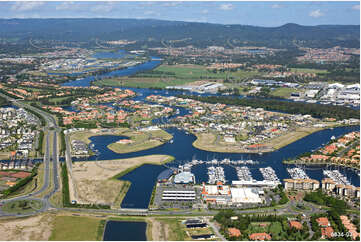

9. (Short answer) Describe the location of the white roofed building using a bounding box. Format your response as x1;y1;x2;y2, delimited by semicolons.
230;187;262;204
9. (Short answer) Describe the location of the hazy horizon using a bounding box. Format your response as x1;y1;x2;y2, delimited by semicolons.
0;1;359;27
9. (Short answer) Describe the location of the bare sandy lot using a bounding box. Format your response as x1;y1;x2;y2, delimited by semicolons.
0;214;53;241
147;218;170;241
71;155;172;206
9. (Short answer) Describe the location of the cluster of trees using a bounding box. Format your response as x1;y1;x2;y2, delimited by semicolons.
310;210;359;241
65;120;97;129
277;185;289;205
59;130;66;156
36;131;44;155
304;190;348;212
1;164;39;197
0;96;8;107
177;95;360;120
214;210;308;241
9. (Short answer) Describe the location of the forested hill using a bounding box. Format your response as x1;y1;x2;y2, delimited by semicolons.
0;19;359;48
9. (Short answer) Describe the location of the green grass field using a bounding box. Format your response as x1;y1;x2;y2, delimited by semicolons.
270;87;299;98
95;64;262;88
49;216;102;241
48;96;71;104
290;68;328;74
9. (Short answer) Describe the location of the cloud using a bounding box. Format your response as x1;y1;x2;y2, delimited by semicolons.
352;5;360;10
219;4;233;11
56;2;75;11
144;10;155;15
271;4;282;9
201;9;209;14
11;1;44;11
162;2;182;7
91;3;114;13
143;10;160;17
309;9;324;18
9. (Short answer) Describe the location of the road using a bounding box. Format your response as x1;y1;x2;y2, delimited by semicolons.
0;93;60;216
204;217;226;241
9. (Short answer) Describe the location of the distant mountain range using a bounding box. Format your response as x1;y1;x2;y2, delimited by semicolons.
0;18;359;48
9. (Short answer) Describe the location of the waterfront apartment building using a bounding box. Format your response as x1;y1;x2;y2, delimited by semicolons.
283;178;320;191
336;184;360;198
321;178;360;198
321;178;337;192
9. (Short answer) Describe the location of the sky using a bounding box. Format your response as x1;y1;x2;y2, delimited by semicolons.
0;1;359;27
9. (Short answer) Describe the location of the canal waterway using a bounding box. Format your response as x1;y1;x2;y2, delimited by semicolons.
103;220;147;241
83;125;360;209
59;51;360;209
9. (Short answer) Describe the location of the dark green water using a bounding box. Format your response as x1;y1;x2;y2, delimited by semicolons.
103;220;147;241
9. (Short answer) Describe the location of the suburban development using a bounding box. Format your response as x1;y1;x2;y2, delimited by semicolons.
0;1;359;241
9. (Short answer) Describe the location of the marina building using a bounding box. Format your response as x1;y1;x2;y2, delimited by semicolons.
283;179;320;191
201;182;231;205
230;187;262;204
232;180;278;189
201;182;262;205
174;171;195;184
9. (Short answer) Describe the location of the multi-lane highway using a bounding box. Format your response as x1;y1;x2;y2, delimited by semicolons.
0;93;59;216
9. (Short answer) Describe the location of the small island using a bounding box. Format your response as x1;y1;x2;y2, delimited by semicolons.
69;127;173;155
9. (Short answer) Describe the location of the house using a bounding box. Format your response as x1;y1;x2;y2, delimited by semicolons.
321;226;334;239
228;228;241;237
316;217;330;227
289;221;303;230
340;215;360;240
249;232;271;241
